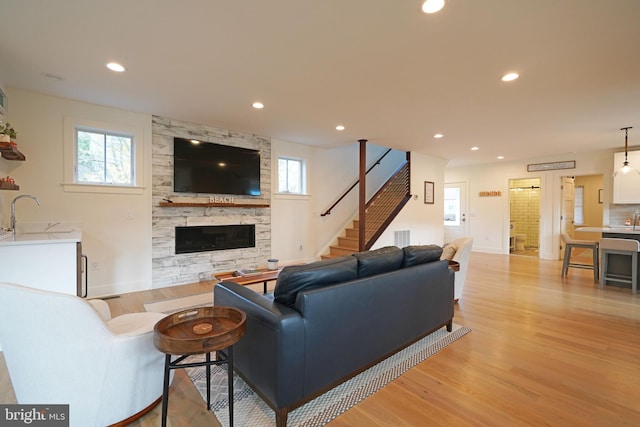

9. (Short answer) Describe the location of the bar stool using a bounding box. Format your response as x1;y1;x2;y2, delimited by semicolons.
561;233;599;282
600;238;640;294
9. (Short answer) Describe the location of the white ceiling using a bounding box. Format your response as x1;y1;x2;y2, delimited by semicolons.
1;0;639;167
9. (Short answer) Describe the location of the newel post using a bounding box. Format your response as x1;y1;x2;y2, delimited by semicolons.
358;139;367;251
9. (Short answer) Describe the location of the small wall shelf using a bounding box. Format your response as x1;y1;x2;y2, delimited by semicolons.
0;141;26;161
0;181;19;191
159;202;270;208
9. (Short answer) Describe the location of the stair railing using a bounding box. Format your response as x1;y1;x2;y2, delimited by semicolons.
362;156;411;250
320;148;393;217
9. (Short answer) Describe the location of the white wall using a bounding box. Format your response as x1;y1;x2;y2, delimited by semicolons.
445;149;613;260
373;151;448;248
1;87;447;297
270;138;318;264
0;88;152;297
270;139;412;262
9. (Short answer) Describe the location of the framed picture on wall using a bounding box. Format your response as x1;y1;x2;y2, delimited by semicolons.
424;181;434;204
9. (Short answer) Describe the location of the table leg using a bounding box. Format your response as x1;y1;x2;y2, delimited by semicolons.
161;354;171;427
206;352;211;409
228;346;234;427
263;281;267;294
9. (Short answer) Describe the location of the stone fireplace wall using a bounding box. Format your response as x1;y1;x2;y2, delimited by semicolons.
151;116;271;288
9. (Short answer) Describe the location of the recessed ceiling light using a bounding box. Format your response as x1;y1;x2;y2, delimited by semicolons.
421;0;445;14
497;155;504;160
434;133;444;139
501;72;519;82
471;146;479;151
252;102;264;109
106;62;126;73
336;125;345;131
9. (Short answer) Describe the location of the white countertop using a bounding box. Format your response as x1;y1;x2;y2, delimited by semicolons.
576;226;640;235
0;223;82;246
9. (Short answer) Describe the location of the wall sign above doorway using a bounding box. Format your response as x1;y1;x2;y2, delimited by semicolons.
527;160;576;172
479;191;502;197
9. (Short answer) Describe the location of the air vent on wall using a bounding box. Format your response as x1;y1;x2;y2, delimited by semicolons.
394;230;410;248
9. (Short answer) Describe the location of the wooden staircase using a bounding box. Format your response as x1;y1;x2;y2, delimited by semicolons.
323;221;362;259
322;162;411;259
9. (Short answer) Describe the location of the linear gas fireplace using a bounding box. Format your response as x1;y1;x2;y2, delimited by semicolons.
175;224;256;254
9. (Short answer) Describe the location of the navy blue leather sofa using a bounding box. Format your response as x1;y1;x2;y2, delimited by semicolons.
214;245;454;426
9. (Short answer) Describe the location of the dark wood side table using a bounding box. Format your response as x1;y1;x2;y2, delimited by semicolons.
153;306;246;427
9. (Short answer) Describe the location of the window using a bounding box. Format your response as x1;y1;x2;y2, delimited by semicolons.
76;129;133;185
278;157;306;194
574;186;584;225
64;116;144;194
444;186;460;226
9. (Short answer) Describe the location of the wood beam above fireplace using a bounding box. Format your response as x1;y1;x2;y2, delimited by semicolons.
159;202;270;208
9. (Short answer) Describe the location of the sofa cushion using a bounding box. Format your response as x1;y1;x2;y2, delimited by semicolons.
402;245;443;267
353;246;404;277
274;256;358;307
440;243;458;260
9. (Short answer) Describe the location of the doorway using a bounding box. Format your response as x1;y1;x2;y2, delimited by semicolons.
560;174;604;259
509;178;541;256
444;182;468;243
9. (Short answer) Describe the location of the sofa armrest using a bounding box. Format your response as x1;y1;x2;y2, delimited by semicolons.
451;237;473;300
214;281;306;410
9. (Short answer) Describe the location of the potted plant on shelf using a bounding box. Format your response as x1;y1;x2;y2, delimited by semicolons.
0;121;18;144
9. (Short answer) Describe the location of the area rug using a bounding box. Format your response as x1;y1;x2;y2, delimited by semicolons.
143;292;212;314
185;323;470;427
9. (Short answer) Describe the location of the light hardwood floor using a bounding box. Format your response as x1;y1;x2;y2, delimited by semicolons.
2;252;639;426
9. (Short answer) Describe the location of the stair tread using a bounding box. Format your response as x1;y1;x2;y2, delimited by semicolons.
330;245;357;250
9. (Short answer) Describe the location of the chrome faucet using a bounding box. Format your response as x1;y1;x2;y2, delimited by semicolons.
10;195;41;236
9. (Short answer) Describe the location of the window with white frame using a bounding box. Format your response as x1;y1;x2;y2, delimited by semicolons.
278;156;306;194
63;116;144;194
76;129;133;185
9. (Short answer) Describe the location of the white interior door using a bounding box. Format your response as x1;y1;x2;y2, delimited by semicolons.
560;176;575;258
444;182;468;242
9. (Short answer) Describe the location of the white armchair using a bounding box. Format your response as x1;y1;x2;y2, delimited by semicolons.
441;237;473;301
0;282;169;427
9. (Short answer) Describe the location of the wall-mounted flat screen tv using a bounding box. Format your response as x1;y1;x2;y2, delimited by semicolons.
173;137;261;196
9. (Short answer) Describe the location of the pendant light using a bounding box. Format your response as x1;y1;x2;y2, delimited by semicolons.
613;126;638;177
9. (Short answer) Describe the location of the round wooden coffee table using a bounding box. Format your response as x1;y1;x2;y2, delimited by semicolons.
154;306;246;427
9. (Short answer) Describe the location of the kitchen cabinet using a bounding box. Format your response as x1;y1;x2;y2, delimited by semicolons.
602;231;640;290
612;150;640;204
0;230;84;351
0;233;85;296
